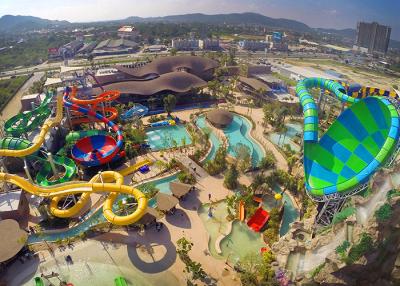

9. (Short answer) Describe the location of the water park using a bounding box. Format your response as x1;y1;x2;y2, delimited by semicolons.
1;54;400;286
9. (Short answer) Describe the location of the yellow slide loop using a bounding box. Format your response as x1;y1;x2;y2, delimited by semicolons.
0;171;148;226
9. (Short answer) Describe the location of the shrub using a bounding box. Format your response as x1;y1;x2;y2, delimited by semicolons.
332;207;356;224
335;240;351;255
224;165;239;190
178;171;196;184
375;203;393;222
345;233;373;265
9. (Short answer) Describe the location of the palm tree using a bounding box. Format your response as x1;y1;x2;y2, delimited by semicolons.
163;94;177;116
148;97;157;111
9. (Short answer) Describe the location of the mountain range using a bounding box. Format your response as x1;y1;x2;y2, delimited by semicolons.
0;13;399;48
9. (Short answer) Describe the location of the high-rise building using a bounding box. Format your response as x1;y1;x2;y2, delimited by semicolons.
354;22;391;54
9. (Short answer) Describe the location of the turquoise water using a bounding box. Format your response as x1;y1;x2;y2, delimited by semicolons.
220;221;266;263
223;115;264;166
28;174;178;243
195;116;222;162
198;202;266;262
268;122;302;152
261;185;300;236
198;193;299;262
146;124;192;151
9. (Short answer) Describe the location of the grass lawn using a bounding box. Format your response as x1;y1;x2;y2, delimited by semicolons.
0;75;30;110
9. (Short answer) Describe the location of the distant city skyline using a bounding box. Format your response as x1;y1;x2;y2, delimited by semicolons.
1;0;399;40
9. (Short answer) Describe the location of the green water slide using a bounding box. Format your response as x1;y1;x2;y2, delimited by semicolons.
34;277;44;286
0;137;76;186
296;78;400;199
4;91;55;137
114;276;128;286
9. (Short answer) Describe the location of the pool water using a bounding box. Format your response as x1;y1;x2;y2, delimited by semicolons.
195;116;222;162
262;185;300;236
198;191;299;262
223;115;264;166
198;202;266;262
220;221;266;263
28;175;179;243
268;123;302;152
146;124;192;151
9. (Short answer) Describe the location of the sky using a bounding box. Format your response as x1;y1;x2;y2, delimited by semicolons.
1;0;399;40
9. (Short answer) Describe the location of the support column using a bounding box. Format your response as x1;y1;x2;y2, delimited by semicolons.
47;152;58;179
23;160;33;183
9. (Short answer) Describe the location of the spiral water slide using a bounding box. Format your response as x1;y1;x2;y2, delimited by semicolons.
0;137;76;186
4;91;54;137
0;90;148;225
65;87;124;166
297;78;400;200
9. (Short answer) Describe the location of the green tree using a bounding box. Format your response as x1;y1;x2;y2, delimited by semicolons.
163;94;177;116
170;48;178;56
177;237;207;282
234;143;252;172
224;164;239;190
259;151;276;171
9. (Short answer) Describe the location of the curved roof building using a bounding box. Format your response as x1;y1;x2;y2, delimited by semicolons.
93;71;206;96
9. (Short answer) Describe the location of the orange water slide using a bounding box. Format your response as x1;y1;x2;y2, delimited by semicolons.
68;87;120;125
238;200;245;221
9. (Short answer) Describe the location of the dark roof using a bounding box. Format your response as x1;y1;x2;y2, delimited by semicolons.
238;76;272;91
136;207;160;225
0;219;27;262
114;55;218;78
95;39;138;50
155;192;179;212
206;109;234;126
94;71;206;96
170;181;192;198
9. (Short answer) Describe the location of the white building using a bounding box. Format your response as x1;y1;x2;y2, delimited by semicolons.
199;39;220;50
171;39;199;50
239;40;268;51
118;26;139;40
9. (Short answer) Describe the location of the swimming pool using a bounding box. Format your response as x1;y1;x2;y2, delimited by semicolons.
146;124;192;151
268;122;302;152
223;115;264;166
28;174;179;243
195;115;222;162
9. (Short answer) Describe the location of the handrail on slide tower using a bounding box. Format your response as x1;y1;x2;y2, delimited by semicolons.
296;78;400;224
0;89;148;225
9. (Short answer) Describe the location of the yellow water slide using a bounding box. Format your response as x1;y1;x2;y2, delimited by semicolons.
0;171;147;225
0;91;149;225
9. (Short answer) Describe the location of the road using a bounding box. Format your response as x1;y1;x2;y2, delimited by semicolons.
0;50;337;80
0;72;44;121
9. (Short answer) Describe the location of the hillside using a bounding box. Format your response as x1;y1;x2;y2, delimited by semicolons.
124;12;312;32
0;15;70;33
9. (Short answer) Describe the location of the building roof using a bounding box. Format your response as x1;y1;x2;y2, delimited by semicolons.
0;191;23;212
44;78;63;86
114;55;218;79
0;219;27;263
118;26;136;33
93;71;206;96
206;109;234;126
170;181;192;198
155;192;179;212
60;66;85;74
238;76;272;91
136;207;160;225
95;39;138;50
